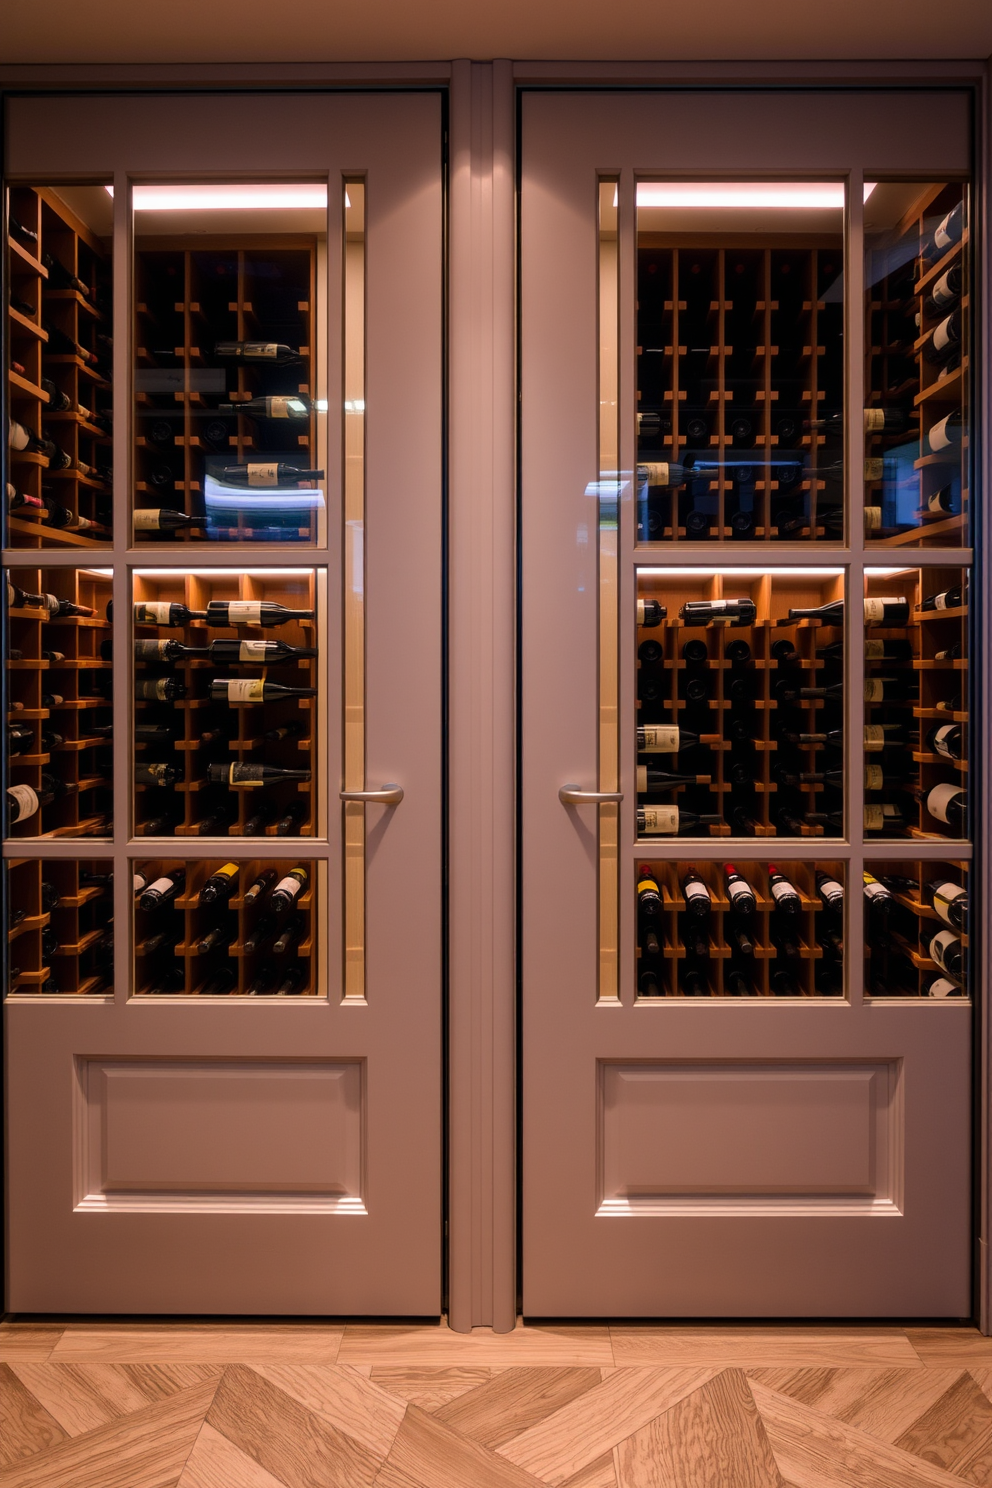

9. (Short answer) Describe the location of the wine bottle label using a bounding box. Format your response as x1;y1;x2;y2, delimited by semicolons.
930;929;960;972
246;463;280;486
863;505;882;531
635;766;649;792
933;590;952;610
138;763;173;781
864;458;884;481
640;806;678;834
245;343;278;359
864;725;886;752
133;873;147;892
932;882;965;915
7;784;39;821
238;640;270;660
134;639;174;660
133;509;166;530
273;874;304;902
932;316;953;353
818;879;844;903
144;876;175;898
639;725;679;753
135;601;177;623
863;880;890;901
683;881;710;904
269;397;295;418
225;601;264;624
135;678;173;700
864;679;886;702
726;880;752;905
864;764;884;790
770;880;797;904
928;489;950;513
928;419;953;453
931;724;956;758
224;679;265;703
639;463;672;486
926;782;962;824
864;806;885;830
226;764;265;786
864;409;886;432
863;598;885;621
928;976;957;999
865;640;890;661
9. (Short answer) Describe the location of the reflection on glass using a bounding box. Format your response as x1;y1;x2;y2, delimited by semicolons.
131;181;326;544
863;183;969;547
4;857;113;996
636;858;845;998
5;184;114;549
635;567;845;839
862;566;968;840
4;565;113;838
636;181;844;542
343;183;367;1000
598;181;620;1001
864;859;969;999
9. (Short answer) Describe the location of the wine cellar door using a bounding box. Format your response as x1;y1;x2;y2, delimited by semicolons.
521;91;976;1315
3;93;443;1313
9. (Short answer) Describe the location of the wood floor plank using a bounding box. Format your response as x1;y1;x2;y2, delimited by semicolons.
206;1362;381;1488
250;1365;406;1460
611;1328;922;1369
0;1378;218;1488
616;1369;783;1488
894;1372;992;1484
339;1323;613;1368
370;1366;492;1410
51;1326;343;1364
0;1363;69;1469
435;1367;603;1448
497;1367;716;1486
373;1402;546;1488
559;1453;617;1488
908;1332;992;1366
0;1327;64;1363
177;1421;289;1488
749;1367;965;1444
750;1379;974;1488
9;1363;224;1437
968;1369;992;1409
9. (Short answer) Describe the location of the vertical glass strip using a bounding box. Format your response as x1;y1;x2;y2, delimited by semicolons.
343;182;366;999
598;181;620;1001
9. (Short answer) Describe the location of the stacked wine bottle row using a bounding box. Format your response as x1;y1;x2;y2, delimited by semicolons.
133;859;315;995
865;189;968;548
863;860;968;998
5;568;113;838
132;569;316;837
6;857;113;995
635;859;846;998
636;572;845;838
6;186;113;550
134;240;320;543
635;241;844;542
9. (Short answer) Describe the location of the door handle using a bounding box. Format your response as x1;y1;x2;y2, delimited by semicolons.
558;783;623;805
340;784;404;805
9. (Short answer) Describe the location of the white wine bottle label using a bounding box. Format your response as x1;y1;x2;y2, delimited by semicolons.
864;639;885;660
863;879;891;901
133;509;165;530
639;725;679;753
7;784;39;821
134;601;175;623
224;678;265;703
683;881;710;904
225;601;263;624
933;882;965;922
771;880;797;904
864;458;884;482
641;806;678;834
926;782;962;824
863;505;882;531
238;640;271;660
273;873;304;902
864;805;885;830
727;880;752;905
928;417;954;453
928;976;957;999
819;878;844;903
864;679;886;702
932;316;953;353
933;591;951;610
863;597;890;622
133;873;147;892
931;724;957;758
145;876;175;898
864;764;884;790
930;929;960;972
864;408;887;432
246;463;279;487
638;462;672;486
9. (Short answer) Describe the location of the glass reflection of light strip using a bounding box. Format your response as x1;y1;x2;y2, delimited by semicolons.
135;569;315;578
635;182;875;207
865;567;917;578
639;567;845;578
107;183;330;210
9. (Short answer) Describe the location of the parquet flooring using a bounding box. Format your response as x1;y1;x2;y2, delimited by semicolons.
2;1321;992;1486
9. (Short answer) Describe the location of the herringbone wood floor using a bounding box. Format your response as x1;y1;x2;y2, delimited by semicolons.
2;1321;992;1486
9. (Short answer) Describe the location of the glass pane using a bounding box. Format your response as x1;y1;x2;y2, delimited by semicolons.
343;182;366;1000
864;859;969;999
598;180;620;1001
5;856;113;996
131;182;326;545
635;567;845;839
863;566;968;840
864;183;970;547
131;567;318;838
5;185;113;548
636;182;844;543
132;856;318;996
636;858;845;999
4;565;113;837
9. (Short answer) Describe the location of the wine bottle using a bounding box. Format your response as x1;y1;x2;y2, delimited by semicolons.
863;872;894;919
636;866;663;923
724;640;751;664
925;975;961;999
864;723;910;753
680;969;708;998
276;800;307;836
210;679;316;704
219;395;310;420
133;871;149;896
244;801;278;835
925;201;964;258
636;598;666;627
786;599;844;625
244;869;277;905
727;925;754;958
133;509;208;532
135;763;184;788
147;967;187;996
270;868;308;912
929;929;963;980
246;962;280;997
138;929;182;955
771;970;800;997
924;262;962;317
7;580;48;609
927;723;963;760
206;763;311;788
243;914;277;953
197;862;240;906
680;871;711;920
934;642;962;661
779;728;844;748
725;970;754;997
924;782;966;828
771;639;800;664
200;966;238;996
5;783;44;824
767;866;801;915
636;725;718;754
864;803;906;833
272;914;303;954
856;638;914;662
203;639;316;664
922;310;961;366
636;807;721;835
717;866;752;918
135;724;179;745
636;766;710;793
679;599;756;627
9;213;38;245
213;341;302;365
863;676;918;704
639;640;663;666
214;462;324;487
922;878;966;932
263;720;306;744
195;925;234;956
41;252;90;298
926;410;963;454
196;800;239;835
205;600;314;627
277;965;306;996
637;462;686;489
683;509;711;539
636;411;671;437
135;676;187;702
922;584;965;612
864;596;910;625
139;869;186;911
816;871;844;909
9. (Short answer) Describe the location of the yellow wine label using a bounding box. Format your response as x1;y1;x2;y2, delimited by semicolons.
864;679;885;702
864;724;886;752
864;805;885;830
864;458;884;481
246;463;280;487
640;805;678;834
864;764;883;790
864;408;886;432
238;639;269;660
864;505;882;531
133;509;164;530
226;678;264;703
639;725;679;753
638;462;672;486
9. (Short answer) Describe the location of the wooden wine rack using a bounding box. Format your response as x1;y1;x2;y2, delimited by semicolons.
636;569;845;838
865;184;968;548
133;858;316;996
133;238;318;543
6;857;113;996
132;569;316;837
6;186;113;549
6;567;113;839
636;240;843;542
636;859;845;999
864;859;968;998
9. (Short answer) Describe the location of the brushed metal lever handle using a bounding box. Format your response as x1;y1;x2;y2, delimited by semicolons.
558;783;623;805
340;784;404;805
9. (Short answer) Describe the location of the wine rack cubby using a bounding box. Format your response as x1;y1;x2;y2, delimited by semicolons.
864;860;968;998
864;184;968;548
133;857;316;996
133;234;322;544
5;857;113;996
6;185;113;550
635;568;844;839
635;859;845;999
5;566;113;838
132;567;317;838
